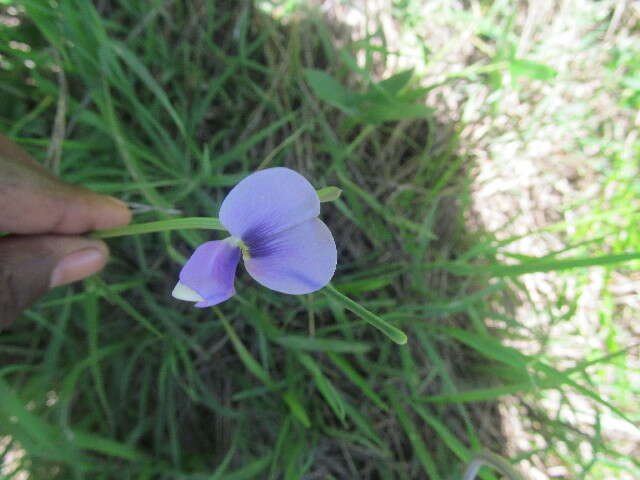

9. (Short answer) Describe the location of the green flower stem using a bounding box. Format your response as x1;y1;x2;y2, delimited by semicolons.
92;217;225;239
92;187;341;239
323;284;408;345
462;451;523;480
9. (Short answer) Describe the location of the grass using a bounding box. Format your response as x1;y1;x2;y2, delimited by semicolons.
0;0;639;479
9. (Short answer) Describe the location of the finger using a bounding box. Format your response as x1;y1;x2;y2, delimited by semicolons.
0;235;108;328
0;133;131;234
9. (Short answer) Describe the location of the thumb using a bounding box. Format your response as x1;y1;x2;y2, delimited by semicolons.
0;235;108;328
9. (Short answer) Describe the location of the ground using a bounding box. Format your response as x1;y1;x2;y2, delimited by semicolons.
0;0;638;479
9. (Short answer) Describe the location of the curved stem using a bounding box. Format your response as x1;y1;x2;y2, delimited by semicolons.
462;451;522;480
92;217;225;239
92;185;344;239
323;284;408;345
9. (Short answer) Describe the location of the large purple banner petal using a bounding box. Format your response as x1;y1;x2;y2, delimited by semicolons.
244;218;336;294
219;167;320;240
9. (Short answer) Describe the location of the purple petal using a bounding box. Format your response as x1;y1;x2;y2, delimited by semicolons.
175;239;241;307
219;167;320;240
244;218;336;294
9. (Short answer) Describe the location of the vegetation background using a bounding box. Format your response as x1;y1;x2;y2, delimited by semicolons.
1;0;638;478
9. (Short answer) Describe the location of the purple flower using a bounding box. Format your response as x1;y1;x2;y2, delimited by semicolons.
172;167;337;307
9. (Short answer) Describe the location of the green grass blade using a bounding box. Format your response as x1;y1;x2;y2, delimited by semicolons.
442;327;527;368
274;336;371;353
282;391;311;428
224;453;273;480
419;383;536;403
447;252;640;277
327;352;388;411
92;278;163;338
84;281;114;431
387;388;441;479
533;362;639;430
217;309;311;427
412;404;471;461
72;431;142;461
217;310;273;387
298;353;346;422
111;41;187;138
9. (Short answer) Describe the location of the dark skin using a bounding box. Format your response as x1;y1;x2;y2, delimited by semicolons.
0;133;131;327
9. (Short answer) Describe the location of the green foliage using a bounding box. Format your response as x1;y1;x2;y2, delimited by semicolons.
0;0;638;479
508;58;557;81
608;46;640;109
304;68;433;124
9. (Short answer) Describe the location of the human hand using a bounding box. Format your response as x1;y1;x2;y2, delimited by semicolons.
0;133;131;327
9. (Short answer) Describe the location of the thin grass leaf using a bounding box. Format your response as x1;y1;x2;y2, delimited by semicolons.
209;436;238;480
334;275;396;294
217;309;311;427
218;310;273;387
441;327;528;368
268;417;292;480
214;114;294;166
274;336;371;353
282;391;311;428
387;388;441;479
447;252;640;277
72;431;142;461
327;352;388;411
298;353;346;422
92;278;163;338
111;41;187;138
83;281;114;431
533;362;639;429
224;453;273;480
412;404;470;461
419;383;536;403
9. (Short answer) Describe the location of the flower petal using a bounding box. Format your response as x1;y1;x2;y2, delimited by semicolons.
172;282;204;302
244;218;336;294
219;167;320;240
175;239;241;307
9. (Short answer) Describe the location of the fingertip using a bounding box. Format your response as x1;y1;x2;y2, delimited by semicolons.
49;244;109;288
30;184;133;234
100;195;133;227
103;195;129;210
79;192;132;231
0;235;111;326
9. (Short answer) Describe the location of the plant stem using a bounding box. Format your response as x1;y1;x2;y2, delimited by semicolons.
323;284;408;345
92;217;225;239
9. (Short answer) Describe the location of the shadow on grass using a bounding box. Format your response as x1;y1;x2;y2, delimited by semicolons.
0;1;519;478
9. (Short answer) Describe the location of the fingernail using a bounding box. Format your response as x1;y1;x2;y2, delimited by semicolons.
49;247;107;288
104;195;129;210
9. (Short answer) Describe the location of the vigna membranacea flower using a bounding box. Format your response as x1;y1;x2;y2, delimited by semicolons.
93;169;407;344
171;167;337;307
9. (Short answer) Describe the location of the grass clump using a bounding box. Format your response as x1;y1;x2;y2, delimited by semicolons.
0;1;638;479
